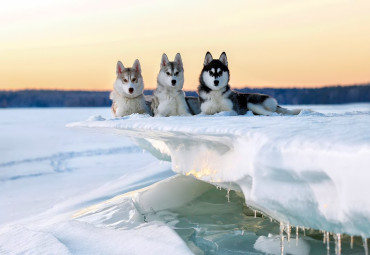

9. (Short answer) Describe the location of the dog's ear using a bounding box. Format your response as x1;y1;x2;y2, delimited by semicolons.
133;59;141;73
116;61;124;75
174;53;183;69
204;52;213;66
161;53;170;68
219;52;228;66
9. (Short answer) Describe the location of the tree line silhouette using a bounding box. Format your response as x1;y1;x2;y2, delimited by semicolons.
0;85;369;108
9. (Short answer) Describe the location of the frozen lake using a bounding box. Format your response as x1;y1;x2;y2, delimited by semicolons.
1;105;369;254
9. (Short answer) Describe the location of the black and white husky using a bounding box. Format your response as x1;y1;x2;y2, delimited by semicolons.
151;53;191;117
110;59;150;117
198;52;301;115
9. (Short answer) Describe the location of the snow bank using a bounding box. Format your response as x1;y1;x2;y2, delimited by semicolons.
69;104;370;237
74;175;212;227
0;108;191;254
0;220;192;255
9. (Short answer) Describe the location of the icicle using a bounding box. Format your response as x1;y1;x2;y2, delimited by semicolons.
350;236;353;249
296;226;299;246
301;227;306;236
280;222;285;255
333;233;342;255
286;223;291;243
336;233;341;255
226;188;230;202
323;231;326;244
254;210;257;218
363;237;368;255
326;232;330;255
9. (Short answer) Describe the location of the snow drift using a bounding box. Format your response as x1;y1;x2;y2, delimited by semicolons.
68;104;370;238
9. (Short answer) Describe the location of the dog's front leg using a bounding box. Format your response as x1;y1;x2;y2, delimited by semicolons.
177;96;191;116
111;102;117;116
115;106;127;117
157;101;172;117
200;100;218;115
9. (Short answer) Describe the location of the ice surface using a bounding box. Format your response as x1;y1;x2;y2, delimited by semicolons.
70;104;370;238
254;233;310;255
0;221;191;255
0;108;191;254
0;108;172;224
2;105;369;254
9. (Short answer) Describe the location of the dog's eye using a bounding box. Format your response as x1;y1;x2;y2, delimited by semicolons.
174;72;179;76
131;78;136;82
218;71;222;75
166;72;171;76
123;79;128;82
209;71;214;75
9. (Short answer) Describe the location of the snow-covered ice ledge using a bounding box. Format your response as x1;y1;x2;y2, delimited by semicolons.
68;106;370;238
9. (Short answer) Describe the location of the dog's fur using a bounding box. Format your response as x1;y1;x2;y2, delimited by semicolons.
151;53;191;117
198;52;301;116
110;59;150;117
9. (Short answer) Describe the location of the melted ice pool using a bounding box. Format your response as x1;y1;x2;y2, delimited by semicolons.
75;175;366;255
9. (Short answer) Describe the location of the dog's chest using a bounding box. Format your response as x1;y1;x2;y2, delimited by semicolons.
208;91;228;103
157;90;184;112
115;95;146;115
158;90;176;102
201;90;233;112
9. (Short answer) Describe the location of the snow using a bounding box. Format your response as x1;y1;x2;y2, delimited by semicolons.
0;221;191;255
0;108;191;255
69;104;370;238
254;234;310;255
1;104;369;254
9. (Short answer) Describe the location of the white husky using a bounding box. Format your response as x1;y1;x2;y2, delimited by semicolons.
109;59;150;117
151;53;191;117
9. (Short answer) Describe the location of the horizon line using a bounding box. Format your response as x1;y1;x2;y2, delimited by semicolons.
1;82;370;93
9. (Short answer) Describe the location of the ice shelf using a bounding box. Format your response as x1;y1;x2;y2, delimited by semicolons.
68;105;370;238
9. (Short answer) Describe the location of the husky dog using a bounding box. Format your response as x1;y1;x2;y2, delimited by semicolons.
109;59;150;117
198;52;301;116
151;53;191;117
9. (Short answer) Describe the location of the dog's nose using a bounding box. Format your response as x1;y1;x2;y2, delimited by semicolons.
128;88;134;94
214;80;219;86
171;80;176;86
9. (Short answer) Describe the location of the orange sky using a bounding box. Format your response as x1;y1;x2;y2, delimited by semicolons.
1;0;369;91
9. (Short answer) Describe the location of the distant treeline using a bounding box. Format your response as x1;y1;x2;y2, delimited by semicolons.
0;85;369;108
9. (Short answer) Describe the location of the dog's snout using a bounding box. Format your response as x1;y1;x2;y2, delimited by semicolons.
214;80;219;86
128;88;134;94
171;80;176;86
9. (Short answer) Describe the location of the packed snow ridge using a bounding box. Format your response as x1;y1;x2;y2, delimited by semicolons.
69;104;370;238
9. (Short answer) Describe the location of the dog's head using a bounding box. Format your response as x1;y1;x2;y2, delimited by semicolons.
157;53;184;90
114;59;144;98
200;52;229;90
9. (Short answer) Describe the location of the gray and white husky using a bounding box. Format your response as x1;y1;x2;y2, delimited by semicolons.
151;53;191;117
110;59;150;117
198;52;301;115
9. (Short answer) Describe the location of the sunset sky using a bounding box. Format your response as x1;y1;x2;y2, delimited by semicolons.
1;0;370;91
